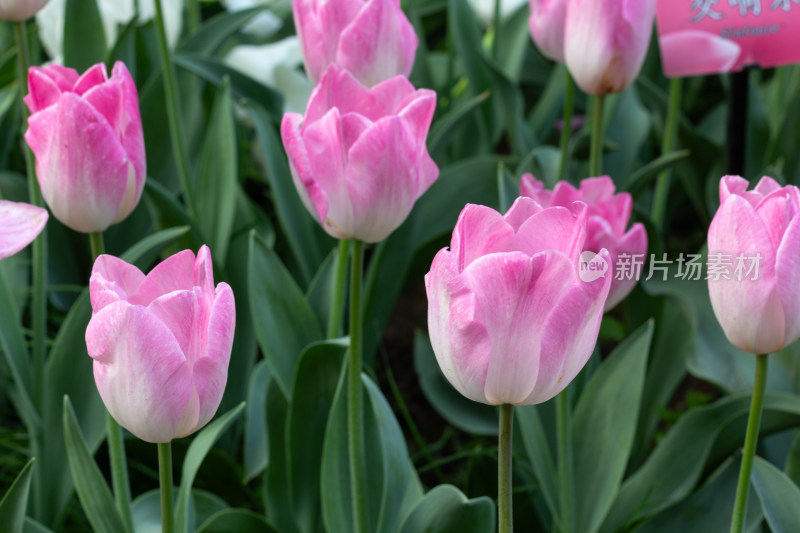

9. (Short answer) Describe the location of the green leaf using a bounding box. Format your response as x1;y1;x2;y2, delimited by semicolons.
247;231;323;396
572;321;653;533
119;226;191;267
63;0;107;71
286;342;346;533
428;90;490;160
62;397;127;533
262;381;300;533
321;367;417;533
131;489;228;533
243;361;271;483
516;404;559;520
179;6;265;55
195;79;238;266
624;150;691;194
0;459;35;533
751;456;800;533
414;332;497;436
196;510;279;533
397;485;495;533
175;403;245;533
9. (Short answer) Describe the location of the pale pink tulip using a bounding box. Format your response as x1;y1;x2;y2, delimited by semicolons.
425;198;611;406
0;0;49;20
281;65;438;243
292;0;418;87
86;246;235;443
0;200;47;259
708;176;800;355
564;0;656;94
24;61;146;233
529;0;567;62
659;30;740;78
521;174;647;310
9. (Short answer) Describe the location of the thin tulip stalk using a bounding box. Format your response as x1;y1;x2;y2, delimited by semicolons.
348;240;368;533
558;71;574;182
589;94;605;177
556;391;573;533
498;404;514;533
158;442;174;533
327;240;351;339
651;77;682;230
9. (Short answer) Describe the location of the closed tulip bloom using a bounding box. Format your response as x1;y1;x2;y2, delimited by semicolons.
708;176;800;355
0;200;48;260
659;30;741;78
24;61;146;233
564;0;656;95
292;0;418;87
529;0;567;62
425;198;611;406
0;0;49;20
521;174;647;310
281;65;438;243
86;246;235;443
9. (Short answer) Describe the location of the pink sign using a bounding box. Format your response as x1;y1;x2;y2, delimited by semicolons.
656;0;800;77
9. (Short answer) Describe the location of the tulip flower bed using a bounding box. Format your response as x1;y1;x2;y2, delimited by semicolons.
3;0;800;532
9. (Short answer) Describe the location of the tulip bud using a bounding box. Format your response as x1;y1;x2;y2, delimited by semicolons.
521;174;647;310
281;65;438;243
564;0;656;94
425;197;611;406
0;200;48;260
529;0;567;62
708;176;800;355
86;246;235;443
24;61;146;233
0;0;49;21
292;0;418;87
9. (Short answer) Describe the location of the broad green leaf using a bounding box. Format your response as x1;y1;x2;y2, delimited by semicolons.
414;332;497;436
0;459;35;533
196;79;238;266
263;380;300;533
428;90;490;160
321;366;416;533
131;489;228;533
751;456;800;533
397;485;495;533
196;510;279;533
63;0;107;71
572;321;653;533
286;342;346;533
119;226;191;267
624;150;691;194
175;403;245;533
62;396;127;533
305;249;339;336
179;7;265;55
243;361;271;483
516;404;559;520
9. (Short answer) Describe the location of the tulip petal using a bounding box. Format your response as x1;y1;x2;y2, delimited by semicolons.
25;67;66;114
337;0;418;88
87;301;193;443
136;249;196;305
90;254;145;312
602;222;647;310
112;62;147;208
281;112;329;225
25;92;130;233
514;203;587;262
73;63;108;95
82;76;125;137
304;66;372;125
504;196;545;232
529;0;567;62
397;88;436;141
519;174;553;207
523;249;611;404
776;215;800;348
0;200;48;260
194;245;215;295
425;249;491;403
450;204;515;271
659;30;740;78
369;75;418;117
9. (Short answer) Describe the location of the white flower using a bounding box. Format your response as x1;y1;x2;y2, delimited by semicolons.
223;0;282;37
468;0;527;24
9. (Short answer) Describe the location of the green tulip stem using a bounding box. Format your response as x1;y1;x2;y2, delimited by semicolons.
557;70;575;182
498;403;514;533
730;354;768;533
327;240;351;338
651;77;683;230
589;94;605;177
187;0;201;33
492;0;502;60
556;389;573;533
348;239;368;533
158;442;174;533
15;18;48;521
153;0;196;221
89;232;134;533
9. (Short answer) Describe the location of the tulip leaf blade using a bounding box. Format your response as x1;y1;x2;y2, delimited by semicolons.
247;231;323;396
63;0;107;72
751;456;800;533
175;402;245;533
0;458;35;533
243;360;271;484
62;396;127;533
572;320;653;533
179;6;266;56
396;484;495;533
196;509;279;533
118;225;191;267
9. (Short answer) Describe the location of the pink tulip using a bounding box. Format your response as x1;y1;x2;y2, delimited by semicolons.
521;174;647;310
24;62;146;233
708;176;800;355
529;0;567;62
425;197;611;405
564;0;656;94
281;65;438;243
0;0;49;21
0;200;47;260
86;246;235;443
292;0;418;87
659;30;741;78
